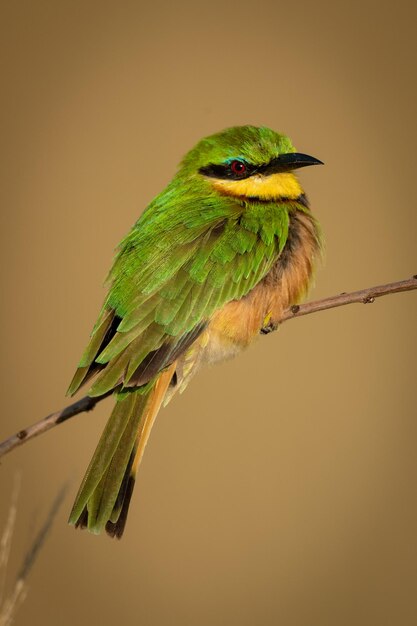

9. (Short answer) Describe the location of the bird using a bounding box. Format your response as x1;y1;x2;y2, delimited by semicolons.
67;125;323;538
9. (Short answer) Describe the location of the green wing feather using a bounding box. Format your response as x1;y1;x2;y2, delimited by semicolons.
68;198;291;398
68;191;292;399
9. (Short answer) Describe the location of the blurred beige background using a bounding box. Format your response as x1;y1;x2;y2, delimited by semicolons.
1;1;416;625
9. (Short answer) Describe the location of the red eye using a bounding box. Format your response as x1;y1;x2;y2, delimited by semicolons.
230;160;247;175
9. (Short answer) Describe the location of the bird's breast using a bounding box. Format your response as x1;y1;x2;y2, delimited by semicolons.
203;209;321;364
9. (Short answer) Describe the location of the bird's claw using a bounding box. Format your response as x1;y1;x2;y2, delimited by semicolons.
260;322;278;335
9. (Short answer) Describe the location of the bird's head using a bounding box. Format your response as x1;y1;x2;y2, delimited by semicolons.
179;125;322;202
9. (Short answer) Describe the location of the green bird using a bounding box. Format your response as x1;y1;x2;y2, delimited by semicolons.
68;125;323;538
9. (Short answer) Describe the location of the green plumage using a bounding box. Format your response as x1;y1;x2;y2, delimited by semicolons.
68;198;294;398
68;125;322;537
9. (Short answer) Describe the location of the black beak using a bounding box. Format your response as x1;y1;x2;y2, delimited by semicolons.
261;152;323;175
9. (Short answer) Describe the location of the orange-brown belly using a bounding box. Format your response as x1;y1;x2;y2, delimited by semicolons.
203;210;321;364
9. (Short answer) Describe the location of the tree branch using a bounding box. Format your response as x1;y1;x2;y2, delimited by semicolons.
0;275;416;461
280;275;417;322
0;395;111;460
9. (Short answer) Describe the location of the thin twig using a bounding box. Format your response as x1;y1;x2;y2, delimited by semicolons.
0;475;21;610
0;484;68;626
0;394;110;460
16;485;68;582
0;275;415;461
280;276;417;322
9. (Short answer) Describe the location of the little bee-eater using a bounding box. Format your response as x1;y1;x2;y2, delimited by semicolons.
68;126;323;538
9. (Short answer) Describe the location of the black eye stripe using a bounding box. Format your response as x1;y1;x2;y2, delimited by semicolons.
199;161;256;180
199;153;322;182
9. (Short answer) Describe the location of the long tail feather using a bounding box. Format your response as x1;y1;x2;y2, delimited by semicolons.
69;363;176;538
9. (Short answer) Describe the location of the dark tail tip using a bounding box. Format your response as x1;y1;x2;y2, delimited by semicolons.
105;474;136;539
74;506;89;530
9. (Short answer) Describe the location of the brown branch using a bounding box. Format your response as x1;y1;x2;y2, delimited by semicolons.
279;275;417;322
0;275;416;461
0;395;110;459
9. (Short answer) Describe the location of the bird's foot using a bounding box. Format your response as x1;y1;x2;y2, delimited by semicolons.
260;322;278;335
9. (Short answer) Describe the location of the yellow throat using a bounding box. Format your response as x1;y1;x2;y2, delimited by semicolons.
211;172;302;200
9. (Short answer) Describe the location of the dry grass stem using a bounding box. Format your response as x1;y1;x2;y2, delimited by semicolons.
0;483;68;626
